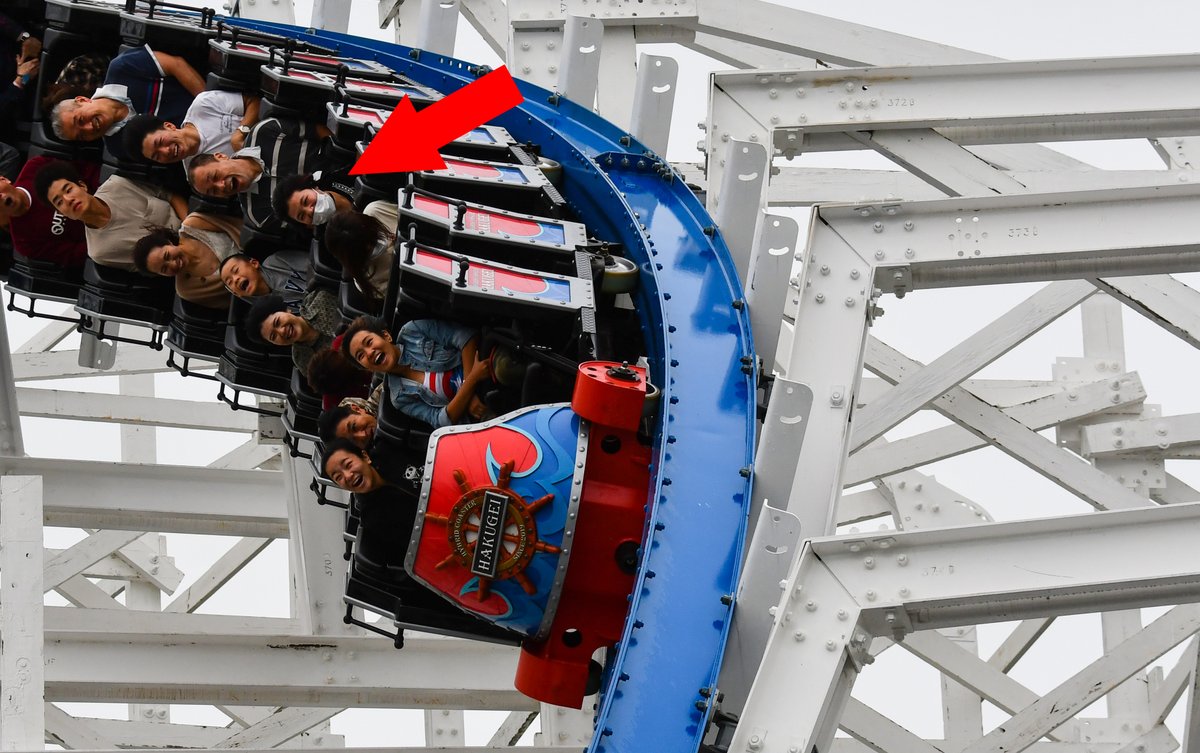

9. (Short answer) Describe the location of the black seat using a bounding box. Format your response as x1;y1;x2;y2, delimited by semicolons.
165;297;227;379
5;253;86;323
215;297;292;414
309;236;342;293
282;368;322;457
75;261;175;348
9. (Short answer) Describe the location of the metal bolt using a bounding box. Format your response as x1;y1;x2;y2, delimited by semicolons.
806;600;818;611
899;587;910;597
1114;439;1124;448
845;297;856;308
866;590;877;601
874;250;885;260
820;265;831;275
837;609;848;621
1113;426;1124;435
897;554;908;566
826;640;838;651
749;734;763;750
793;630;806;641
864;557;875;570
815;293;826;304
850;269;861;279
873;222;884;233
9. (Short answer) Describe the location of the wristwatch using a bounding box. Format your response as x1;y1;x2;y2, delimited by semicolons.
16;32;30;44
236;125;252;136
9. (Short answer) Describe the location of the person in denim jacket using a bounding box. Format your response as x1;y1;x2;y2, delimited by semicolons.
340;315;491;430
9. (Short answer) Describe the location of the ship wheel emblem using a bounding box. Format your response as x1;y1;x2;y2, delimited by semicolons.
425;459;560;601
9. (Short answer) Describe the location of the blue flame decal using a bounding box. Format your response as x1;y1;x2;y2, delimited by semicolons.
460;578;514;619
486;423;543;484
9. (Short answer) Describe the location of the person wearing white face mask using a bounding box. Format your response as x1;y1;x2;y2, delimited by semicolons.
271;172;354;229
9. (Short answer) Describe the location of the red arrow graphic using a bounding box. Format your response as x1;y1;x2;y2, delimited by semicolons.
350;66;524;175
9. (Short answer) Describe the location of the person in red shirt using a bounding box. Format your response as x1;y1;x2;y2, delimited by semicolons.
0;156;100;269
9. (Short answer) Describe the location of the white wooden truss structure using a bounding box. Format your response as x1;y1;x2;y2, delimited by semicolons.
2;1;1200;752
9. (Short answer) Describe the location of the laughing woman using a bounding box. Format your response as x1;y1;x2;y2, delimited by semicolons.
132;213;243;309
339;315;492;430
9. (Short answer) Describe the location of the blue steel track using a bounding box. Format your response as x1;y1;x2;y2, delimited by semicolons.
228;18;757;752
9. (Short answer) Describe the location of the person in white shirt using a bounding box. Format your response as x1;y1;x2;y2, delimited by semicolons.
120;91;261;167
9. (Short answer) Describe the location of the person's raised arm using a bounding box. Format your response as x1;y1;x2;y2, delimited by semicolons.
230;95;261;151
154;51;205;97
443;358;491;425
168;192;189;221
460;335;480;374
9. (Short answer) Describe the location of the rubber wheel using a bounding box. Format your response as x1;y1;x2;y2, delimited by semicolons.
537;156;563;186
601;255;639;294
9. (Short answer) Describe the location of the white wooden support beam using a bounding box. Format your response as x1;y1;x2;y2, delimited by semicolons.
1151;136;1200;170
691;0;994;69
851;280;1094;452
165;537;273;614
0;308;24;456
836;488;893;527
14;319;75;354
883;472;992;530
282;455;357;636
1082;413;1200;458
416;0;459;56
214;707;342;749
808;186;1200;296
12;348;174;382
1149;638;1197;725
746;212;799;371
707;164;1196;207
594;25;636;130
311;0;351;33
1093;275;1200;351
53;717;230;748
1182;640;1200;753
777;219;873;536
509;27;565;91
209;440;281;471
424;709;466;746
839;698;944;753
1;476;44;750
714;139;768;287
14;388;259;433
958;606;1200;753
557;16;603;109
900;630;1051;729
487;710;537;746
866;338;1153;511
44;631;527;709
745;55;1200;154
848;129;1030;197
938;626;984;751
55;574;127;610
731;502;1200;753
44;703;119;749
44;747;575;753
43;530;144;591
987;618;1054;674
44;546;162;584
537;704;594;747
0;455;287;537
457;0;507;57
845;372;1145;486
105;533;184;594
630;53;678;157
44;607;295;635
